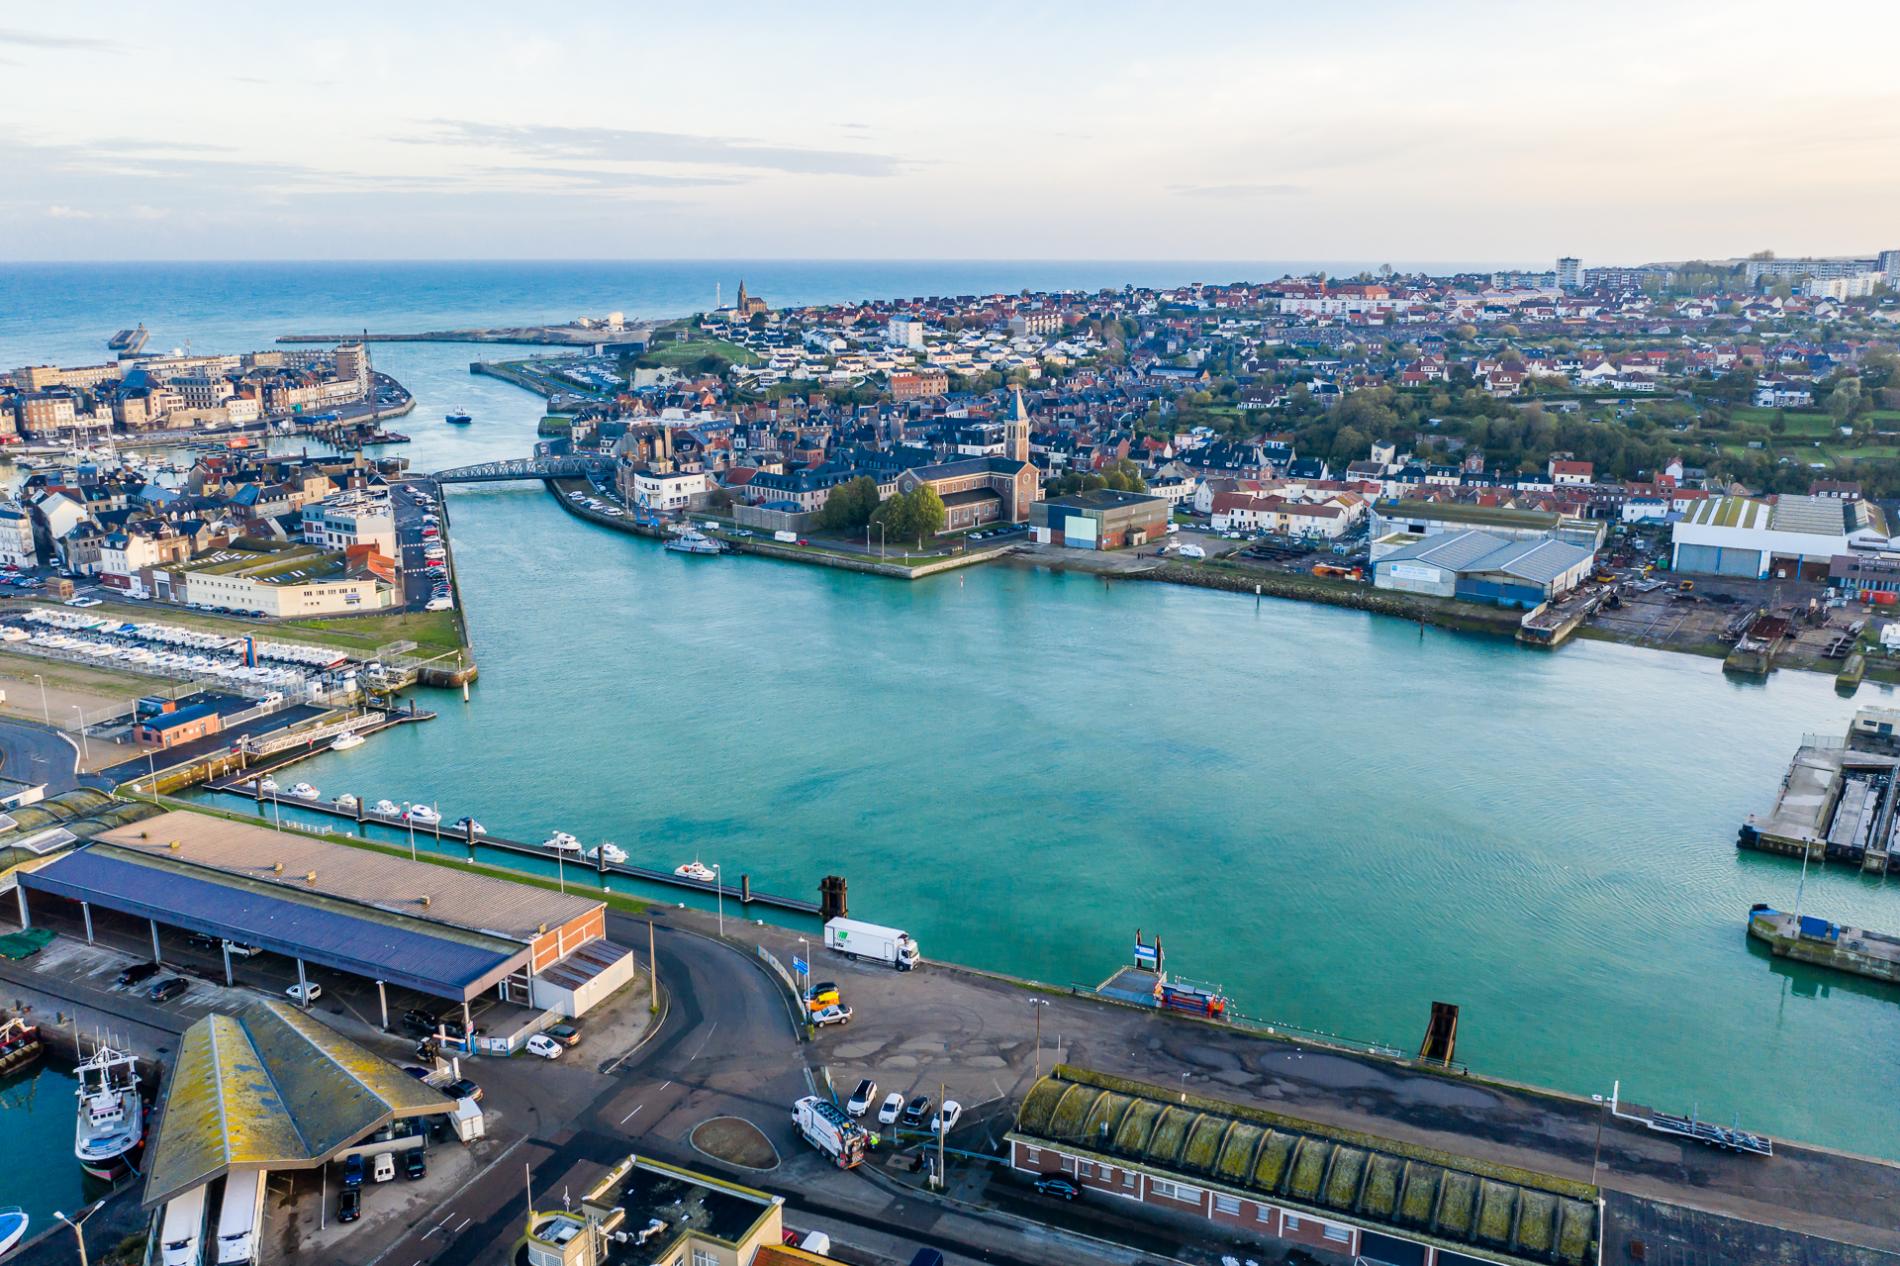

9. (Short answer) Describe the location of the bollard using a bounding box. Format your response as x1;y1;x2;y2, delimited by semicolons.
740;874;751;905
356;795;365;824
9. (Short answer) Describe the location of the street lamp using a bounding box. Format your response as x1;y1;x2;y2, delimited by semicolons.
54;1202;101;1266
1030;997;1050;1082
71;705;90;763
1179;1071;1190;1104
32;673;49;726
713;862;724;938
798;936;810;1000
1591;1093;1607;1179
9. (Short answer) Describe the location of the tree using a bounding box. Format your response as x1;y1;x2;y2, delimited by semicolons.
870;485;947;548
816;475;880;531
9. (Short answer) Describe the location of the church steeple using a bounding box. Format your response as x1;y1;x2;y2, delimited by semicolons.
735;279;749;311
1005;387;1030;464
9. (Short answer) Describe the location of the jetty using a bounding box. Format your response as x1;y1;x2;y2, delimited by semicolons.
106;323;148;353
202;775;819;916
1748;904;1900;988
279;323;653;348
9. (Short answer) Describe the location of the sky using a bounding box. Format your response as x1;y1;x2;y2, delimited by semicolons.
2;0;1898;263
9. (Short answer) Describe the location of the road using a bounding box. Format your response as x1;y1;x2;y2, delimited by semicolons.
0;716;89;794
391;480;450;612
379;913;1179;1266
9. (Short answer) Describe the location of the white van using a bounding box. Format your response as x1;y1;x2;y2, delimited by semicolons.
1177;543;1206;559
372;1152;396;1183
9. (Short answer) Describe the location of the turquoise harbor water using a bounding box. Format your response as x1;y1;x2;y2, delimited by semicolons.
0;264;1897;1198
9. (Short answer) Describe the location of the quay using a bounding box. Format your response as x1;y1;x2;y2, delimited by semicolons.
199;774;822;915
1738;706;1900;873
1748;904;1900;987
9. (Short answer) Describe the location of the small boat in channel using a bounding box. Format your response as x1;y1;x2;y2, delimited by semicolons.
674;860;716;883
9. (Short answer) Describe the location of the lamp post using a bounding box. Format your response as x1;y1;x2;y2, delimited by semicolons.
1030;997;1050;1082
713;863;724;938
1591;1092;1607;1179
1179;1071;1190;1104
54;1201;101;1266
798;937;810;1002
71;705;90;763
33;673;49;726
404;804;417;861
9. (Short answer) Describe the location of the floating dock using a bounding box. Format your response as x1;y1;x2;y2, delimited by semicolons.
1748;904;1900;988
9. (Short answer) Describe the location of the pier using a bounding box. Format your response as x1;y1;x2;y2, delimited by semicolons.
1748;905;1900;988
200;775;820;915
1737;708;1900;873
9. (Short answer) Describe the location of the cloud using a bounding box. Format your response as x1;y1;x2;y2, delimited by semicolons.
406;119;905;177
1170;181;1305;200
0;27;120;51
470;165;750;190
46;204;95;219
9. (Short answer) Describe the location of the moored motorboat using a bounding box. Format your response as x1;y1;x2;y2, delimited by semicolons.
371;799;400;817
664;530;722;555
256;776;278;794
452;816;486;836
406;804;441;826
586;842;628;866
542;831;583;854
334;793;358;810
445;410;472;425
0;1014;42;1077
0;1207;28;1257
674;860;716;882
330;732;365;751
287;782;320;802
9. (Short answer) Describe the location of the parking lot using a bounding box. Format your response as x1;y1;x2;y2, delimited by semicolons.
393;480;455;612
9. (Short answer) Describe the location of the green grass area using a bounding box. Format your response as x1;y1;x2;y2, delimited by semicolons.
638;337;761;369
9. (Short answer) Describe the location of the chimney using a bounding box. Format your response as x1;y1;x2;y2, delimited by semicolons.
304;871;318;885
272;862;284;874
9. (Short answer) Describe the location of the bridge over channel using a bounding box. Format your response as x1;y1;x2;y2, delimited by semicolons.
429;455;614;484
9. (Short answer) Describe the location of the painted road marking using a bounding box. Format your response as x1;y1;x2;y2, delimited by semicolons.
619;1104;645;1126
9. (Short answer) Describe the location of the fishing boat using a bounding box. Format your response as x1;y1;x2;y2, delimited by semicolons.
287;782;320;802
664;530;722;556
542;831;583;855
0;1014;42;1077
674;861;716;883
330;732;365;752
585;842;628;866
444;410;472;425
406;804;442;826
73;1044;144;1180
0;1207;28;1257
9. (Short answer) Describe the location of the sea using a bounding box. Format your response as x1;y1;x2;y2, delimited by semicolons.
0;262;1895;1232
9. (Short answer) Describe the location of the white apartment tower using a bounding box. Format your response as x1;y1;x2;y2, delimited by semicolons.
1556;256;1582;289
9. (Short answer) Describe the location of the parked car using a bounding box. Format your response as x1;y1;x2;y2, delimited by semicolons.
1032;1177;1080;1202
148;977;189;1002
929;1100;962;1134
404;1149;426;1180
545;1023;581;1047
444;1077;482;1103
877;1092;905;1125
524;1034;563;1060
285;981;322;1004
372;1152;395;1183
401;1008;438;1036
223;942;261;958
900;1094;931;1128
846;1078;877;1117
337;1187;361;1222
812;1004;852;1027
401;1066;432;1080
115;962;161;989
185;932;219;951
342;1154;366;1188
805;982;840;1010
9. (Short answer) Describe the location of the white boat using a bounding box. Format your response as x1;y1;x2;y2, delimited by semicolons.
334;793;358;810
542;831;583;855
585;842;628;866
287;782;320;802
371;799;400;817
406;804;442;826
452;817;486;837
74;1044;144;1180
674;861;716;883
256;777;278;794
0;1207;27;1257
664;530;722;555
330;732;365;751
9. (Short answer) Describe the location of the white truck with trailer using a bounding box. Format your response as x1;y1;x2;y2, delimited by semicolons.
823;917;920;971
792;1095;868;1168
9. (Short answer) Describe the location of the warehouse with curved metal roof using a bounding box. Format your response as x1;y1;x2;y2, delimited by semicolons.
1009;1065;1599;1266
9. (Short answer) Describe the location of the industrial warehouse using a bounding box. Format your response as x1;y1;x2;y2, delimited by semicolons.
15;810;636;1038
1371;529;1598;609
